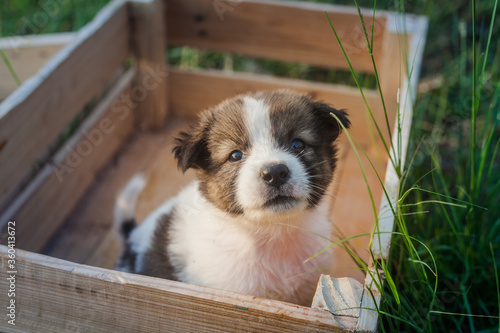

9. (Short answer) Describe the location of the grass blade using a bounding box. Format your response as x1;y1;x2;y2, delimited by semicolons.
470;0;477;198
0;50;22;86
325;12;397;171
353;0;393;147
491;243;500;333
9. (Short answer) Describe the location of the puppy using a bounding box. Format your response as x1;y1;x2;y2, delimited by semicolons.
115;89;350;305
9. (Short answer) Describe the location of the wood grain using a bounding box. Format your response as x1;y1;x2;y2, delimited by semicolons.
0;68;136;253
0;245;351;332
130;0;169;130
356;264;383;332
0;33;75;100
0;0;129;208
328;142;388;283
357;15;428;332
312;275;364;329
44;118;196;267
166;0;388;73
169;68;391;146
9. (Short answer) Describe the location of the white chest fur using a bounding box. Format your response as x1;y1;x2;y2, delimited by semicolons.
167;182;333;305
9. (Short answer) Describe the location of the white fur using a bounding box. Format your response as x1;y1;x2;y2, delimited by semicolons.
168;181;332;305
236;96;311;221
242;96;273;147
114;174;146;228
129;198;175;272
119;177;332;304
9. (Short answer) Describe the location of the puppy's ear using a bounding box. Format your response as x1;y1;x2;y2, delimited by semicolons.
311;101;350;141
172;110;213;173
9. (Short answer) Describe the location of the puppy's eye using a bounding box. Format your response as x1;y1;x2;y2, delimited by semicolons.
290;139;306;152
228;150;244;162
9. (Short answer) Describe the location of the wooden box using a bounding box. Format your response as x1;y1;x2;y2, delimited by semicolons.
0;0;427;331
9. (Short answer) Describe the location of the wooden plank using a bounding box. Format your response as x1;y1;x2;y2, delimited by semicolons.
0;68;136;253
129;0;169;130
86;120;199;268
0;33;76;100
312;275;364;329
166;0;388;73
44;118;196;267
356;269;382;333
375;26;403;141
356;14;428;333
0;0;129;208
0;245;351;332
169;68;391;146
328;143;388;283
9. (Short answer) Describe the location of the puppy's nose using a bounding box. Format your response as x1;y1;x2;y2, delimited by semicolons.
261;164;290;188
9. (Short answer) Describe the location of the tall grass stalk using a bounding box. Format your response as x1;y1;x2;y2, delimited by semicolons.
470;0;477;200
325;6;418;327
325;13;398;173
327;0;500;331
0;50;21;86
492;243;500;332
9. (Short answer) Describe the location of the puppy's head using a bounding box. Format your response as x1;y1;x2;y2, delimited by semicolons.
173;90;350;221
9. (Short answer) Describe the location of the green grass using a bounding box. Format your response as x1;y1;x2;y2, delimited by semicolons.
0;0;110;36
363;1;498;332
323;0;500;331
385;0;499;330
0;50;21;86
1;0;499;332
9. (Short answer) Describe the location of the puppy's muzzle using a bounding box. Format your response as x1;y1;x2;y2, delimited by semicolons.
261;163;290;188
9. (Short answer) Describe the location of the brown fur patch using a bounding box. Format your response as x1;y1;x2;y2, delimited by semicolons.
173;90;349;214
196;97;249;215
264;90;350;207
139;213;177;279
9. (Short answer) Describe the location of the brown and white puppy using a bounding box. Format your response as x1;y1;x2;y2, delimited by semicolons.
115;89;349;305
